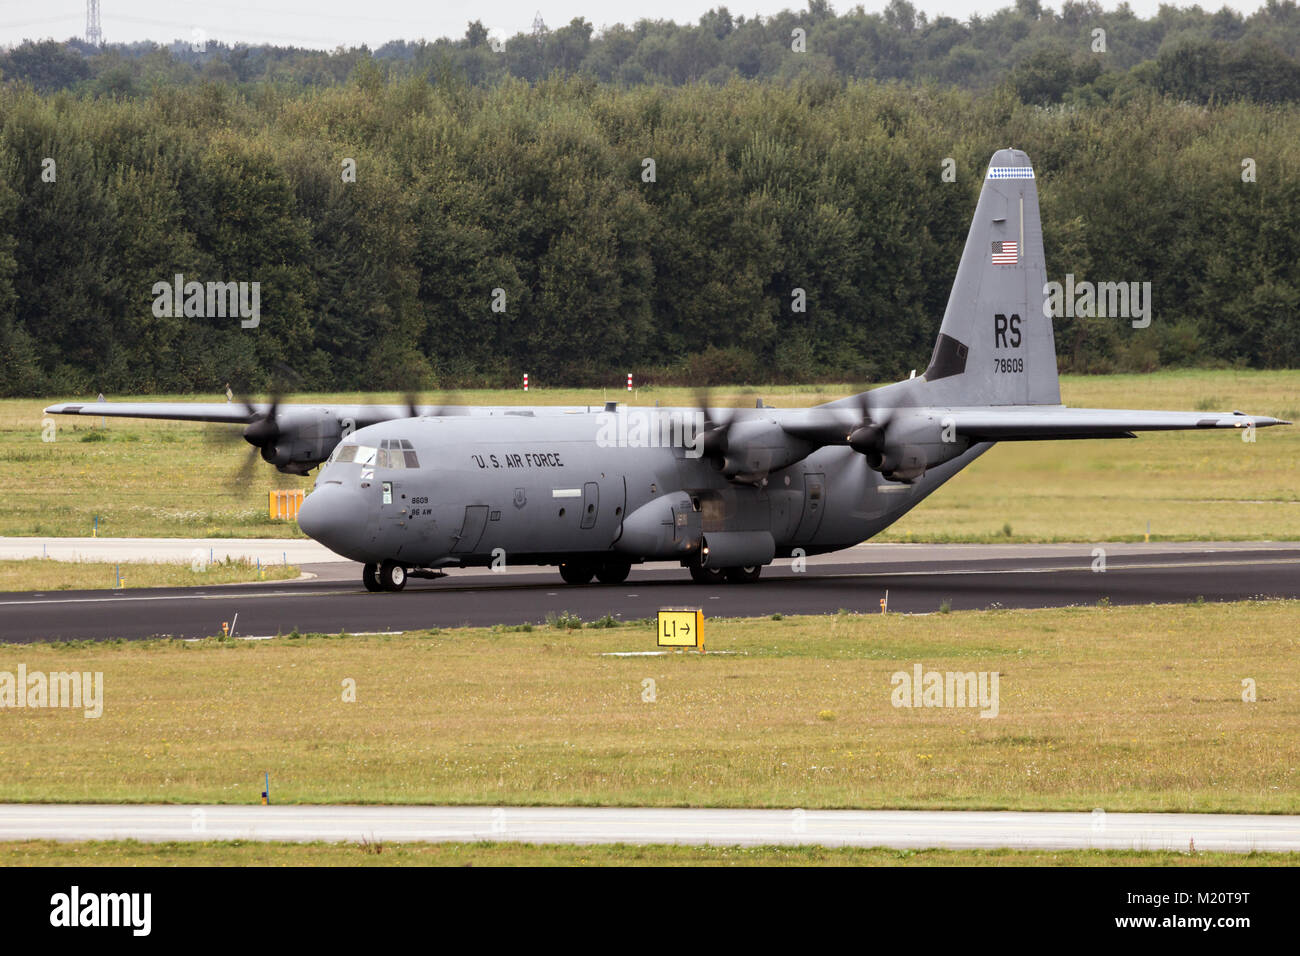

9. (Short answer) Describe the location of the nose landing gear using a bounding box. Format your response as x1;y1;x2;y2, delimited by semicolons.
363;561;408;592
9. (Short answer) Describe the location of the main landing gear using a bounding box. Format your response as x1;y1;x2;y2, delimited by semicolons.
558;559;632;585
688;562;762;584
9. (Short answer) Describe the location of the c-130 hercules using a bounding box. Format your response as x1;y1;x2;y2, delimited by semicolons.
48;150;1287;591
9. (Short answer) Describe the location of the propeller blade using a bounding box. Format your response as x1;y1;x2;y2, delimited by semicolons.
691;388;746;458
226;443;261;493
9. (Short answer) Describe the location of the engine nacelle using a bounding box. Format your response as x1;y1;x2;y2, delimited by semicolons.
867;415;970;484
255;409;345;474
717;419;814;483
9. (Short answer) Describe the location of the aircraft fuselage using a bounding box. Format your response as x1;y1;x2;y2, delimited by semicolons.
298;408;989;571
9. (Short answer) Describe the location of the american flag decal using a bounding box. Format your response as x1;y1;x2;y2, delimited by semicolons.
991;240;1018;265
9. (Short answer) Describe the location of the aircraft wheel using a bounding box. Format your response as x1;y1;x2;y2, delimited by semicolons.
362;563;382;592
559;561;594;585
689;564;725;584
724;565;762;584
379;560;407;592
595;560;631;585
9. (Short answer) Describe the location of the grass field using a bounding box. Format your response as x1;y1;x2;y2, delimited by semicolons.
0;840;1291;867
2;601;1297;812
0;558;299;592
4;369;1297;541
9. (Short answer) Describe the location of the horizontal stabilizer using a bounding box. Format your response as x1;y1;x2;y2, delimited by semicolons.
950;407;1290;441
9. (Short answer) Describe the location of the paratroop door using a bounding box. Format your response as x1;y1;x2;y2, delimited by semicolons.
452;505;489;553
793;473;826;542
580;481;599;529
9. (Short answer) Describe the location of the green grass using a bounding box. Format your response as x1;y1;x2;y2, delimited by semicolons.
0;557;299;591
7;369;1298;541
0;840;1291;867
2;601;1297;812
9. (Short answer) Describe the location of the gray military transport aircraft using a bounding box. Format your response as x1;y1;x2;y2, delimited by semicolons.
47;149;1287;591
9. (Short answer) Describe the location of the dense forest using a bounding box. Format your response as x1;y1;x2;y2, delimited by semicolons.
0;4;1297;396
8;1;1300;104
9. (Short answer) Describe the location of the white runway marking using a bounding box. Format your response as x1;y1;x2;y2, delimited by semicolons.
4;537;1297;567
0;805;1295;852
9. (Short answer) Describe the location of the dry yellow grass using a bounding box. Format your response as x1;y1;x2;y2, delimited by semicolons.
0;840;1289;867
0;558;298;591
5;369;1297;540
2;601;1296;812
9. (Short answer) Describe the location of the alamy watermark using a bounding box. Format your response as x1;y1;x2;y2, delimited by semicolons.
0;666;103;718
151;273;260;328
1043;274;1151;328
50;886;150;936
595;408;705;458
891;664;999;718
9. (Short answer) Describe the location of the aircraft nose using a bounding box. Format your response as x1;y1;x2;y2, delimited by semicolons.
297;483;365;553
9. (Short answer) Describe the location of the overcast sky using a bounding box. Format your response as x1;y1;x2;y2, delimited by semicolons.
0;1;1270;50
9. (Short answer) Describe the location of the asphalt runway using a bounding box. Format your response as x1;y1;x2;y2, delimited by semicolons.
1;804;1295;852
1;542;1298;643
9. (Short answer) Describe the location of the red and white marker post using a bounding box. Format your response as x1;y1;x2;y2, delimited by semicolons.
523;372;529;392
626;373;633;391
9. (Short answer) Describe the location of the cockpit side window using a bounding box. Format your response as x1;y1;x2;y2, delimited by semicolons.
334;444;358;464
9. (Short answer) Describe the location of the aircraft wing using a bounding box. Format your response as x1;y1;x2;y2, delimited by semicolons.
949;406;1290;442
41;399;594;474
41;401;594;425
43;401;261;424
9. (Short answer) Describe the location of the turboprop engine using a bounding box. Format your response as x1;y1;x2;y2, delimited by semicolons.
242;407;345;475
849;412;970;483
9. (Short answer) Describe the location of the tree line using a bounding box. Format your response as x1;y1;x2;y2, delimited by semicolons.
4;2;1300;106
0;73;1296;397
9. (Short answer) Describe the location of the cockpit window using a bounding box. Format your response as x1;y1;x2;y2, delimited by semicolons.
333;441;416;468
375;438;419;469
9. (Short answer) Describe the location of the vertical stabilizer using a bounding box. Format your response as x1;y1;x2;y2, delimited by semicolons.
921;149;1060;406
